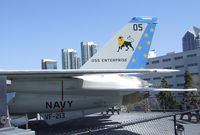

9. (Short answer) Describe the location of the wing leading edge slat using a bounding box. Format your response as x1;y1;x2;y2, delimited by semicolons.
0;69;178;79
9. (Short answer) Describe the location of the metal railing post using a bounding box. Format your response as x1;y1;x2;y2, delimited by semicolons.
174;115;177;135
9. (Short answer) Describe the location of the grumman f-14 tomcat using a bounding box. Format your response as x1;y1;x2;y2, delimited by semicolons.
0;17;196;125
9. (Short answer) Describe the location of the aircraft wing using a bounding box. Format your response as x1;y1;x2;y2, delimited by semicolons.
0;69;178;79
81;87;197;92
133;88;197;92
146;88;197;91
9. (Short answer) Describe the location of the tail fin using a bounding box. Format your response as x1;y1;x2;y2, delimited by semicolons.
81;17;157;69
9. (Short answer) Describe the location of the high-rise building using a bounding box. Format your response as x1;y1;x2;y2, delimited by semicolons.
76;57;81;69
41;59;57;69
182;26;200;51
81;42;97;65
62;49;80;69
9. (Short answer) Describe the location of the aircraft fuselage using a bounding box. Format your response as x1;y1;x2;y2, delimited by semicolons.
8;75;145;114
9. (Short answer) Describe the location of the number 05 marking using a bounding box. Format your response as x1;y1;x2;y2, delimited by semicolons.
133;24;143;31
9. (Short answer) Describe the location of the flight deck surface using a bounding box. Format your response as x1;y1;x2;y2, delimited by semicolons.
23;112;200;135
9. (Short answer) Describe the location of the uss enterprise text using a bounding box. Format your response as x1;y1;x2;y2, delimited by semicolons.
91;58;127;63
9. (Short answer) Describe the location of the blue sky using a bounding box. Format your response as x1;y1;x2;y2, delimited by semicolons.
0;0;200;69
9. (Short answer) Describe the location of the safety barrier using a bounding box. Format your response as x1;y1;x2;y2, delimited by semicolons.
68;109;200;135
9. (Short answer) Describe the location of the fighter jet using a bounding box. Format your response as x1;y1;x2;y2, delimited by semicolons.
0;17;196;125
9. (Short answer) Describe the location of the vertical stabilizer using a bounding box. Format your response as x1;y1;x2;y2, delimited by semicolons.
81;17;157;69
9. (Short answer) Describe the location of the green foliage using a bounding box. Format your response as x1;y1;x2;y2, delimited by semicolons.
184;71;193;89
183;71;195;98
161;78;169;88
183;71;199;107
157;78;177;109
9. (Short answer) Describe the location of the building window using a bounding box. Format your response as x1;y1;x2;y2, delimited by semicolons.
162;58;171;62
191;73;199;76
188;63;198;67
146;62;149;65
176;74;184;78
164;76;172;79
187;53;197;58
144;78;150;81
174;56;183;60
152;60;159;64
168;84;173;88
177;83;184;87
175;65;184;69
153;77;161;80
164;67;172;69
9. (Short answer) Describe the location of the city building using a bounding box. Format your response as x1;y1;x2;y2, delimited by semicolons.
81;42;97;65
41;59;57;69
148;49;157;58
143;49;200;90
62;49;80;69
77;57;81;69
182;26;200;51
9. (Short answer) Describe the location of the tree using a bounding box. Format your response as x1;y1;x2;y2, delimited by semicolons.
184;71;194;100
183;71;199;107
161;78;169;88
157;78;176;110
184;71;193;89
193;75;200;98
